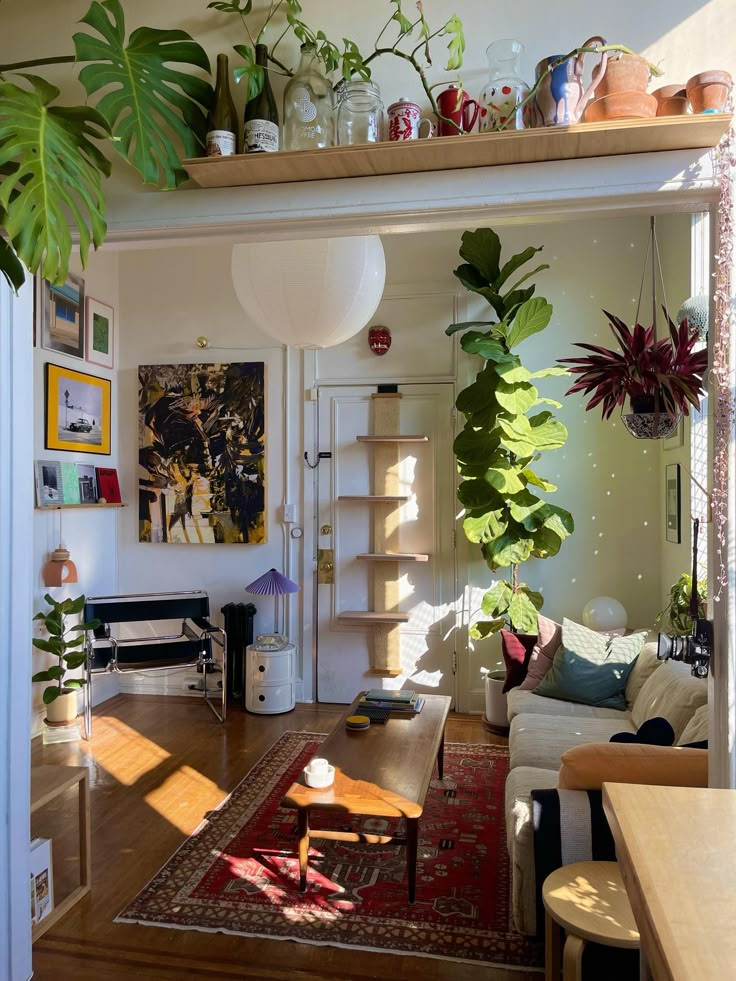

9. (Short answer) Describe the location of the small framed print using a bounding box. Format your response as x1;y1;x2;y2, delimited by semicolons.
85;296;114;369
38;273;85;359
666;463;682;544
45;362;111;455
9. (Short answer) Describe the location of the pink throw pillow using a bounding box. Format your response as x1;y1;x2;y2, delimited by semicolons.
518;614;562;690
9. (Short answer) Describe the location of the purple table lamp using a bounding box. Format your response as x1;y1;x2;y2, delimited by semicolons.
244;568;299;636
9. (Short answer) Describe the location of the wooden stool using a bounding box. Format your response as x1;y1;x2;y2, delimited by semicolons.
542;861;639;981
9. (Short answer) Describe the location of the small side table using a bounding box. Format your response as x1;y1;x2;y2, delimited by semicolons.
31;765;91;942
542;861;639;981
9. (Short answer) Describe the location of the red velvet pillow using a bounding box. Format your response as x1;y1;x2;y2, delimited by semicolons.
500;630;537;693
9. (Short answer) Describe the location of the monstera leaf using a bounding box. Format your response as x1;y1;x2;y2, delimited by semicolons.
0;76;110;286
73;0;212;188
0;237;26;291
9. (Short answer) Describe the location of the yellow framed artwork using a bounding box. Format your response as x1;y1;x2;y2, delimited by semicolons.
45;363;111;455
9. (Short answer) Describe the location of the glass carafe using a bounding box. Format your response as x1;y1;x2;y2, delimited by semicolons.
337;81;384;145
480;39;530;132
283;43;335;151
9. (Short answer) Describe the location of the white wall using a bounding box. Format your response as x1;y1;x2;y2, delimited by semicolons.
31;251;121;735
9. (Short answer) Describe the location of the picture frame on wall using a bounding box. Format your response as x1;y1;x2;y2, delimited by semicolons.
666;463;681;544
45;362;111;455
38;274;85;359
85;296;114;369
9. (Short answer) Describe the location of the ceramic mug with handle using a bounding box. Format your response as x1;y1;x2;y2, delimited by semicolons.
533;36;608;126
437;84;481;135
387;98;435;140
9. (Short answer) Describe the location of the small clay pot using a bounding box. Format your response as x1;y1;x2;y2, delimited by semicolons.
686;70;733;113
594;52;651;97
584;90;657;123
652;84;688;116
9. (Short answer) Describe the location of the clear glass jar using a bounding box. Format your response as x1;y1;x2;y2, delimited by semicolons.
337;80;384;146
480;38;530;132
283;43;335;151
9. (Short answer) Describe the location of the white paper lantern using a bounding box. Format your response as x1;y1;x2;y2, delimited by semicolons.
231;235;386;348
582;596;628;633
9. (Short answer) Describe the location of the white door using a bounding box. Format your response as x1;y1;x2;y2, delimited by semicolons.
316;384;456;704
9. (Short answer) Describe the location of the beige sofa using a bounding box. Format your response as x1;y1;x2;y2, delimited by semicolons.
504;642;709;935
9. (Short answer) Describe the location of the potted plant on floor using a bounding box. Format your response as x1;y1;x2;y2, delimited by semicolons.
558;310;708;438
32;594;99;724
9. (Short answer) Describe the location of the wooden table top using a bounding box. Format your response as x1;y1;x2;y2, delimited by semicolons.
542;861;639;948
603;782;736;981
282;693;452;819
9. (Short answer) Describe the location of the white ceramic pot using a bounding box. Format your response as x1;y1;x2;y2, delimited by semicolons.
46;689;78;724
483;669;509;731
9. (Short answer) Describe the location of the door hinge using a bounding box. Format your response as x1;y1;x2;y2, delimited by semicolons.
451;529;456;550
452;651;457;675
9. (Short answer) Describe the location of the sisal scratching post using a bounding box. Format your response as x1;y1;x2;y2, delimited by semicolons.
371;394;402;676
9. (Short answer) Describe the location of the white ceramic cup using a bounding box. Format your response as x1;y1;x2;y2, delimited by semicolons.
307;757;329;774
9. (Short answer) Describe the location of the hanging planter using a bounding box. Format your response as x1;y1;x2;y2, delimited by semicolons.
558;218;708;439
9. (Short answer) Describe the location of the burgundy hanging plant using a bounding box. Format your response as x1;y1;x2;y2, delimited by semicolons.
558;310;708;437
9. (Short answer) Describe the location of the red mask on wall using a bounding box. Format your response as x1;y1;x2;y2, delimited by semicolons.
368;325;391;356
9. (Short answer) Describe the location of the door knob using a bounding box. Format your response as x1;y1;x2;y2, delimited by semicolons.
317;548;335;584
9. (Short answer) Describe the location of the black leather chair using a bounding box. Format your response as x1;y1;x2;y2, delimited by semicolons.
83;590;226;737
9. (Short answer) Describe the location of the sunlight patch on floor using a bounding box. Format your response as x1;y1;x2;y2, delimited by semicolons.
144;765;227;833
88;716;171;786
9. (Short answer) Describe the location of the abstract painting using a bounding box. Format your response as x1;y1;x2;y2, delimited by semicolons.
138;362;265;544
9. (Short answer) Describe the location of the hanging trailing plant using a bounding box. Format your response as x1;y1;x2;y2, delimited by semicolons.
0;0;214;290
447;228;574;637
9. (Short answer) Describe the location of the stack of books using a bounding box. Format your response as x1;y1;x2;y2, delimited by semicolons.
358;689;425;719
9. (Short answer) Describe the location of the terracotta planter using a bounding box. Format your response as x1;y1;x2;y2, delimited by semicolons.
686;70;733;113
46;689;78;724
585;91;657;123
594;52;651;98
653;85;688;116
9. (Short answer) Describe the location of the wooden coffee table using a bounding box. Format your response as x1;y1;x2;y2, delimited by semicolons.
282;692;452;903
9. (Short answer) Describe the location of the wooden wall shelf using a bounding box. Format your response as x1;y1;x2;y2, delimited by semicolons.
338;495;410;502
357;553;429;562
339;611;410;624
35;503;126;511
183;114;731;189
356;435;429;443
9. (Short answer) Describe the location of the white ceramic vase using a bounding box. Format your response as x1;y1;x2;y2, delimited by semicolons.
46;690;78;724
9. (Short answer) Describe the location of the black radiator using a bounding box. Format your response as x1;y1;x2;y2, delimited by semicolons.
221;602;256;702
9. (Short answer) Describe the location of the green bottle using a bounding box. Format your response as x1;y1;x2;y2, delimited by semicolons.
206;53;238;157
244;44;279;153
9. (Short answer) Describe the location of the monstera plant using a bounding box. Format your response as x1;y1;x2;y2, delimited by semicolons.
0;0;213;290
447;228;574;637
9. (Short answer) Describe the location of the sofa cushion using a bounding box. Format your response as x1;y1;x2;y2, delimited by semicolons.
534;619;647;710
624;640;662;709
506;687;630;723
678;702;709;746
509;714;636;771
504;765;559;935
631;659;708;741
558;742;709;791
500;630;537;693
518;614;561;691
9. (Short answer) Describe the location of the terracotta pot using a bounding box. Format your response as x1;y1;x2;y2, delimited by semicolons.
584;90;657;123
594;52;651;97
686;70;733;113
652;84;688;116
46;689;78;724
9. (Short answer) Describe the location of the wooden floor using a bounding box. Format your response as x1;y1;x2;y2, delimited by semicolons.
30;694;529;981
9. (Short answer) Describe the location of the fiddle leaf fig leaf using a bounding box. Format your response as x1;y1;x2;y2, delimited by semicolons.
494;380;539;415
453;427;500;465
446;320;496;337
529;411;568;451
508;590;540;633
0;75;110;285
458;228;501;283
483;524;534;569
74;0;213;189
523;468;558;493
506;297;553;349
493;246;544;291
529;365;569;379
470;617;505;639
481;579;512;617
463;509;507;543
485;461;526;495
457;478;499;510
456;377;496;415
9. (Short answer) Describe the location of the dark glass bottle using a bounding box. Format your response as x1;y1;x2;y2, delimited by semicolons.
206;53;238;156
244;44;279;153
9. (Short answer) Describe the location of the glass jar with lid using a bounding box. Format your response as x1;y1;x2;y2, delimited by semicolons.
283;43;335;150
480;38;530;132
337;80;385;145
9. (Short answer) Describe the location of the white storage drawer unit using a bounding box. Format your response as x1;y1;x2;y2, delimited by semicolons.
245;643;296;714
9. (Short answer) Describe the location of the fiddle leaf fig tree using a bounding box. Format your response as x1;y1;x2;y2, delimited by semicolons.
448;228;574;637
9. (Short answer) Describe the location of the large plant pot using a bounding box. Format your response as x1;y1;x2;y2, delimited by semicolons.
652;85;688;116
594;53;651;98
484;669;509;734
585;91;656;122
46;690;78;724
686;70;733;113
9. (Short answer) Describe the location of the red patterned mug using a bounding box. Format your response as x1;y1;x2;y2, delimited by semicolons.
387;98;434;140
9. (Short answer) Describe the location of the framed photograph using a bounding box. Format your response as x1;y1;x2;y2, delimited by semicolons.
666;463;681;544
35;460;63;507
38;273;85;359
85;296;114;369
77;464;98;503
45;362;111;455
663;419;684;451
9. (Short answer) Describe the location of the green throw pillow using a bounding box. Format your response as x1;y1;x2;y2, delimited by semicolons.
534;618;647;710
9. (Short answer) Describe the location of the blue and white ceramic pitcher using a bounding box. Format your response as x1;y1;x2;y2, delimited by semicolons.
533;36;608;125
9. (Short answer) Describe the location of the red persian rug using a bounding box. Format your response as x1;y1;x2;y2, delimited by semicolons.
117;732;543;969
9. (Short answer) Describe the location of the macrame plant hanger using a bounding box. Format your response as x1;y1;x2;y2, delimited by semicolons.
621;215;680;439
